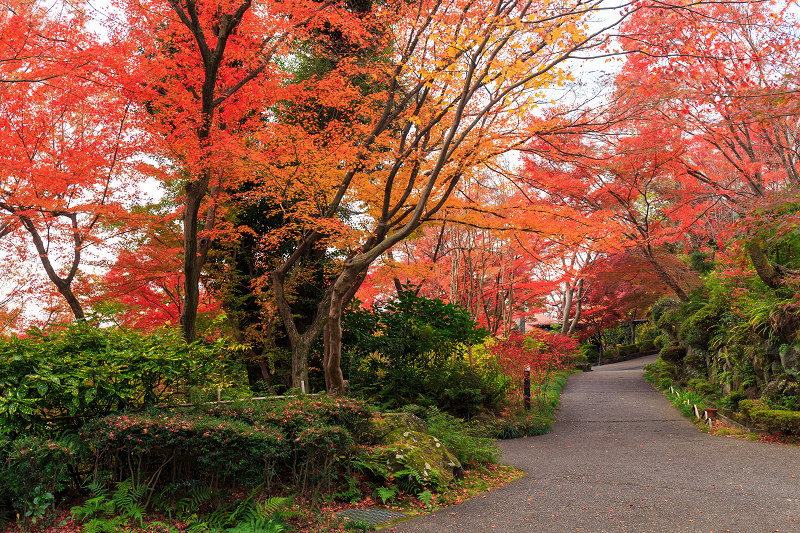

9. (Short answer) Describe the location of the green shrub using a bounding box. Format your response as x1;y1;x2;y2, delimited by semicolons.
653;335;666;350
687;378;715;397
721;390;746;410
207;396;375;492
659;345;687;364
683;350;706;371
0;435;77;522
346;291;493;413
581;345;600;364
656;360;680;382
619;344;636;357
82;412;288;490
638;339;656;352
740;400;800;435
0;323;233;436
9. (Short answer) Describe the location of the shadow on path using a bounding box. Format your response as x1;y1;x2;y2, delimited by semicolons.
391;355;800;532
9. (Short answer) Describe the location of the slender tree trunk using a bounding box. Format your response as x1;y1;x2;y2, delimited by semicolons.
567;279;583;335
560;284;573;334
20;214;85;320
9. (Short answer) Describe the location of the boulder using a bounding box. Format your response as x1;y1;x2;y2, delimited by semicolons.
779;344;800;372
362;412;428;443
383;428;464;486
363;413;464;487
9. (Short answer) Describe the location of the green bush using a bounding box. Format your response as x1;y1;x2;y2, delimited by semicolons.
740;400;800;435
656;360;680;382
687;378;716;397
581;345;600;364
82;411;288;490
638;339;656;352
653;335;666;350
619;344;636;357
0;322;233;436
683;349;706;372
346;291;494;413
751;409;800;435
206;396;373;492
0;435;77;522
721;389;746;410
659;345;687;364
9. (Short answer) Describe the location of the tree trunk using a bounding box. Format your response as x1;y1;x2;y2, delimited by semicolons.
560;284;573;334
271;267;330;390
747;241;786;290
324;265;367;395
567;279;583;335
20;214;85;320
180;178;208;343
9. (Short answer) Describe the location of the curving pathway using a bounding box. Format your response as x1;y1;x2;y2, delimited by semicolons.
391;355;800;532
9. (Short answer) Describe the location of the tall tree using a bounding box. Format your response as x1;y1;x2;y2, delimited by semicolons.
121;0;363;341
0;0;137;321
252;0;624;392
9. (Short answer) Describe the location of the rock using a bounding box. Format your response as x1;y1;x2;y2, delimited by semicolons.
363;412;464;488
362;412;428;443
779;344;800;371
761;375;800;407
382;428;464;486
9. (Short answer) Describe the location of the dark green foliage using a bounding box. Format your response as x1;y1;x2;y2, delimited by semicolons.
206;396;374;493
686;378;716;397
740;399;800;435
659;345;687;364
683;349;706;372
0;322;230;436
581;344;600;364
346;291;494;414
678;299;722;348
655;360;680;382
0;434;77;523
82;411;288;491
721;389;746;410
637;339;656;352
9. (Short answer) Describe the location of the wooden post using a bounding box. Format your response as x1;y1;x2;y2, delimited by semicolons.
524;366;531;411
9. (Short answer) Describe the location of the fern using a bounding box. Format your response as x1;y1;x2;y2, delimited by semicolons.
112;479;147;524
71;480;113;521
373;486;397;505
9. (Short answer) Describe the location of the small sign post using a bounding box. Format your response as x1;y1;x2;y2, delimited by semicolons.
523;366;531;411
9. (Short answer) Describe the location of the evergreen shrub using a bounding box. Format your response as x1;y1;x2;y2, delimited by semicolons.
659;345;687;364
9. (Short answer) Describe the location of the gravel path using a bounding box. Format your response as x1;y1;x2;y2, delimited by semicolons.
390;355;800;532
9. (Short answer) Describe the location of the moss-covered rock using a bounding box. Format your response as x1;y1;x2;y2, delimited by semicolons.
361;412;428;443
382;428;464;488
779;344;800;372
362;412;464;489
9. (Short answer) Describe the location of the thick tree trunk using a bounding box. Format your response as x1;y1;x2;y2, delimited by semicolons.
323;266;367;395
180;180;205;342
747;241;787;290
